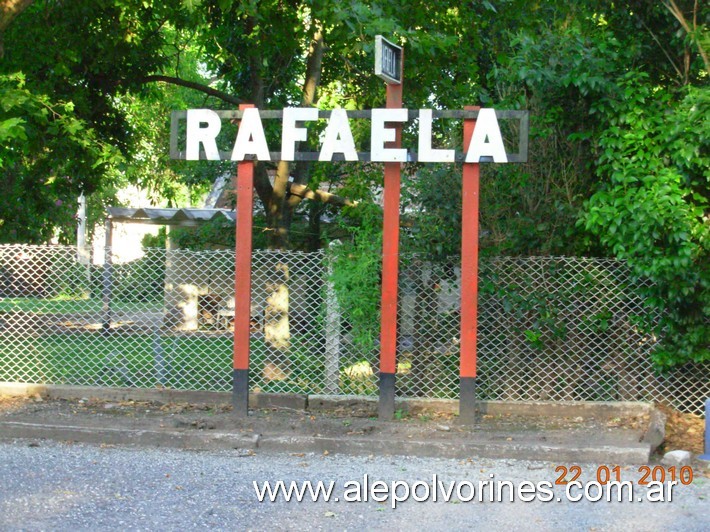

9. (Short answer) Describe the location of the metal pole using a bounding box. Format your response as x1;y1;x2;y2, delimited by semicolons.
378;57;403;421
101;218;113;334
77;193;89;265
459;106;480;425
232;103;255;417
324;242;342;395
700;398;710;461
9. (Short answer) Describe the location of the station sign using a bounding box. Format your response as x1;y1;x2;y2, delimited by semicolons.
171;108;529;164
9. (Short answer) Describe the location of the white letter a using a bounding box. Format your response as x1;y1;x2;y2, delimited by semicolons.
231;108;271;161
465;108;507;163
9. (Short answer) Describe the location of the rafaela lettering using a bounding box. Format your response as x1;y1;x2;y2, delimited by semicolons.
183;108;509;163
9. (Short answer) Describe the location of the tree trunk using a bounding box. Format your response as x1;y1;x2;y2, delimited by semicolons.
409;262;439;396
0;0;34;58
264;25;324;250
262;260;291;382
259;25;324;383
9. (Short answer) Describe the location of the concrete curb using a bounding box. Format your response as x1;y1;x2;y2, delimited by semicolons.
0;421;652;464
0;383;659;464
309;395;657;419
0;383;307;411
0;421;259;451
641;407;667;454
259;436;651;464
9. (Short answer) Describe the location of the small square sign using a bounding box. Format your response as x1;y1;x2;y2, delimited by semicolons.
375;35;402;84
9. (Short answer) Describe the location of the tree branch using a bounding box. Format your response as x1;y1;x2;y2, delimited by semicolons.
663;0;710;76
287;183;357;208
0;0;33;31
138;75;242;106
639;16;684;83
284;26;325;211
302;26;324;107
253;163;274;211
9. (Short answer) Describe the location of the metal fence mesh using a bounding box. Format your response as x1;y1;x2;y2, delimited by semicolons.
0;244;707;414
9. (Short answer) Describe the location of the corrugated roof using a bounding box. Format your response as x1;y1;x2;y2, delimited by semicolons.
107;207;236;226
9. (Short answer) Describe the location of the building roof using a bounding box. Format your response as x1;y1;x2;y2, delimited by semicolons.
107;207;236;227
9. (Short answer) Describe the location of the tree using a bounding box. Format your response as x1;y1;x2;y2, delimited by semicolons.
2;0;706;369
0;0;33;58
483;1;709;367
582;75;709;368
0;0;188;242
0;0;520;247
0;69;125;243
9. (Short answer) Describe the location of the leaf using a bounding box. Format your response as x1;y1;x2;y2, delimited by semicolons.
0;117;28;141
181;0;202;12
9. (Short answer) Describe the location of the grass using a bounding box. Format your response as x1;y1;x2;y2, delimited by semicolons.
0;332;234;390
0;331;374;395
0;300;384;395
0;329;459;398
0;297;161;314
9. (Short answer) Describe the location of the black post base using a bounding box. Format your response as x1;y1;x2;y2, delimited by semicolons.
378;372;396;421
232;369;249;418
459;376;477;425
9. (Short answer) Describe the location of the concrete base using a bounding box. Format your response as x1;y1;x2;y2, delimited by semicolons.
0;418;654;465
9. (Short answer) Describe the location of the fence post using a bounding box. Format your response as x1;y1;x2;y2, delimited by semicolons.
232;103;256;417
324;244;341;394
77;193;90;266
459;106;480;425
101;218;113;333
378;56;404;421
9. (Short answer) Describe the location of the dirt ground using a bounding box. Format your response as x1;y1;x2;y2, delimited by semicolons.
0;394;706;473
656;403;705;455
0;394;646;436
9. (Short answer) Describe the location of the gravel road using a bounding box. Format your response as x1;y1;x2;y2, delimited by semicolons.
0;439;708;531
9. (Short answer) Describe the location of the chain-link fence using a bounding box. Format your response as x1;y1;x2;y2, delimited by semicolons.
0;244;707;414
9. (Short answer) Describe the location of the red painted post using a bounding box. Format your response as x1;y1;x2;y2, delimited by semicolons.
378;66;403;420
459;106;480;424
233;103;255;417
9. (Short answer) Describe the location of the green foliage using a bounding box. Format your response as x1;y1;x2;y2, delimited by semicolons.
141;228;168;249
0;73;123;242
479;259;627;351
480;13;709;367
581;75;709;367
111;251;166;303
402;165;462;259
327;203;383;351
0;1;200;243
1;0;706;370
477;23;628;256
167;219;237;250
393;409;408;420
